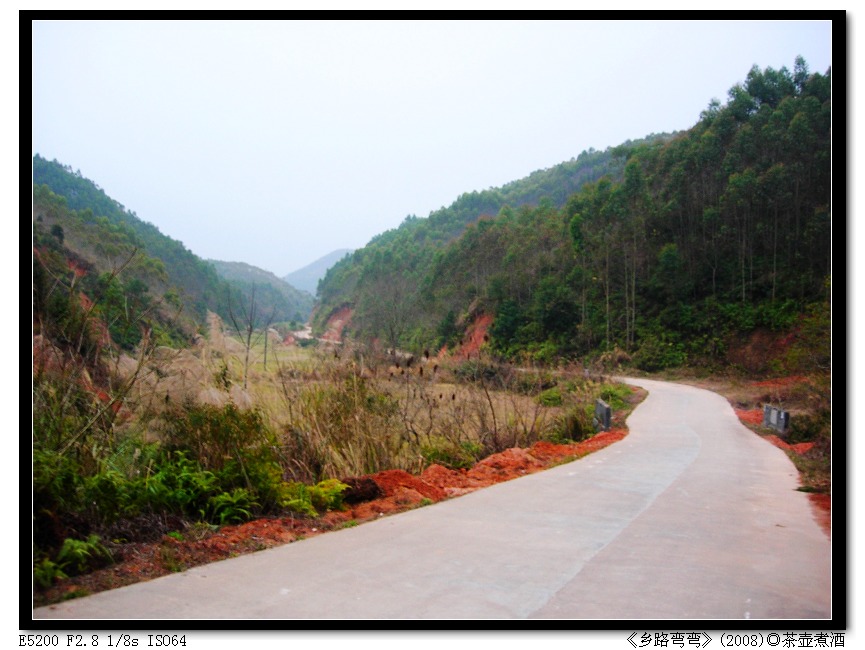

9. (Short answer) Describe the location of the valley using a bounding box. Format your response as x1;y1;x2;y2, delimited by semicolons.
31;55;832;617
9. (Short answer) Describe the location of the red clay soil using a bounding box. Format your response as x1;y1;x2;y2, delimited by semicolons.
320;306;353;343
808;493;832;539
35;428;628;606
66;257;88;278
762;434;816;455
455;313;494;358
735;408;765;425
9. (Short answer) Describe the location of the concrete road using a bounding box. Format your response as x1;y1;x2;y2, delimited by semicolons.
33;377;831;621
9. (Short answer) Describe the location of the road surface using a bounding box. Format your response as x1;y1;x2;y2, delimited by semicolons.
33;377;831;621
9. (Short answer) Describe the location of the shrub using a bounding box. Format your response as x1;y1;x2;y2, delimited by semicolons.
207;488;259;525
537;387;563;407
55;535;112;576
786;412;830;445
599;384;631;410
552;407;593;442
280;479;349;517
34;557;68;589
280;483;319;517
160;402;275;474
308;479;349;512
140;451;218;519
33;449;85;549
632;336;687;371
214;452;286;512
81;470;139;524
528;341;560;365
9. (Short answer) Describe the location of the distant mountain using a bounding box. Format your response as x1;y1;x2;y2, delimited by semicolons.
209;260;314;324
283;249;353;295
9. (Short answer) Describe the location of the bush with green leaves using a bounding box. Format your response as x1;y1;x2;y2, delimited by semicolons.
56;535;112;575
157;402;290;513
34;557;68;589
80;470;139;524
33;449;84;548
786;412;830;445
279;482;319;517
207;488;259;525
280;479;349;517
160;402;275;473
551;407;593;442
632;336;687;371
308;479;349;512
537;387;563;407
140;451;219;519
599;384;631;411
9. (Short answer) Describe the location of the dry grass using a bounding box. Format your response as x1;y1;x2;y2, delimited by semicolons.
115;320;622;484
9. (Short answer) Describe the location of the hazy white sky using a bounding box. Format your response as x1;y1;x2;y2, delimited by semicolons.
32;19;832;277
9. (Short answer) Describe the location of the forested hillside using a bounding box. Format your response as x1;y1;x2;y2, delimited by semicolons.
209;260;314;325
314;59;831;373
33;183;196;351
314;133;673;335
34;155;227;328
32;156;312;333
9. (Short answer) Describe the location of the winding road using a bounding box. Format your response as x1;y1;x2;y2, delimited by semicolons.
33;377;831;621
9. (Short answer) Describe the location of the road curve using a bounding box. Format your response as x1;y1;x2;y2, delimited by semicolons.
33;377;831;621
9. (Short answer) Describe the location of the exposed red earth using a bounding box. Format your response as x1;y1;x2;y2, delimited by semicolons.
319;306;353;343
455;313;494;358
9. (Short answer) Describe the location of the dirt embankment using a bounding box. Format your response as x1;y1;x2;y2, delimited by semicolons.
454;313;495;358
320;306;353;343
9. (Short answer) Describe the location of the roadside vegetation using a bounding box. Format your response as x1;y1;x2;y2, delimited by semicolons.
32;307;632;603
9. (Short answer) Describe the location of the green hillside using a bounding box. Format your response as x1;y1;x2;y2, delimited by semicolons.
33;183;194;351
209;259;314;325
315;135;671;336
33;155;229;328
314;59;831;374
32;155;314;337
